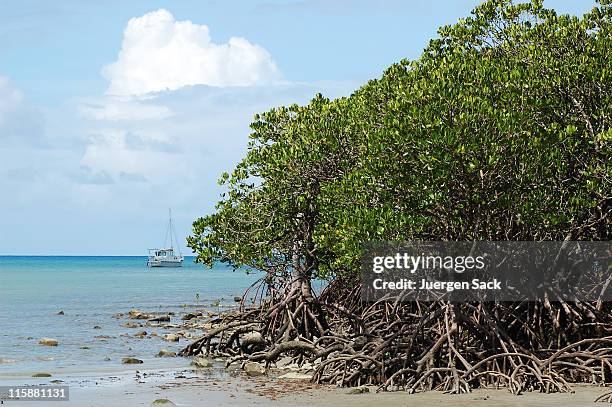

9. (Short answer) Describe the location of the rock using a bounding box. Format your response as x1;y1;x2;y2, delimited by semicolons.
156;349;176;358
352;335;368;350
32;372;52;377
242;331;264;346
134;331;148;338
347;386;370;394
210;300;220;307
181;313;198;321
191;356;213;368
244;361;266;377
39;338;58;346
121;357;143;364
56;310;64;315
128;309;152;320
79;346;90;349
163;334;180;342
93;325;102;330
149;315;171;322
151;399;176;407
233;296;242;302
278;372;313;380
122;322;141;328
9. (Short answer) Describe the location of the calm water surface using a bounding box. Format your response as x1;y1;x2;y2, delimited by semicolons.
0;256;260;376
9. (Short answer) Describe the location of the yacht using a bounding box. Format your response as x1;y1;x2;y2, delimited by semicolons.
147;209;184;267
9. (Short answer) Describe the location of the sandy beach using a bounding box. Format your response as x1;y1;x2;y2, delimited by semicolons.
4;371;610;407
2;302;610;407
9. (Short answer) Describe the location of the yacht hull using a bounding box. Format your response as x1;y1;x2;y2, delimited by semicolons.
147;260;183;268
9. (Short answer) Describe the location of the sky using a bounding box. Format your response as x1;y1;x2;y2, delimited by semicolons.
0;0;595;255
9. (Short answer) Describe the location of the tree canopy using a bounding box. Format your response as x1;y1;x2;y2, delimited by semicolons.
189;0;610;280
183;0;612;395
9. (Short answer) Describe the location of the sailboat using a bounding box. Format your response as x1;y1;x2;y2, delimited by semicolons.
147;209;184;268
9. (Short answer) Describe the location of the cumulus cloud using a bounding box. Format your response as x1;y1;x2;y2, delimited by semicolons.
102;9;282;96
79;98;172;121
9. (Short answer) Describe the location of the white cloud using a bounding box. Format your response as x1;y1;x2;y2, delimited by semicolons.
102;9;282;96
0;75;43;141
79;98;172;121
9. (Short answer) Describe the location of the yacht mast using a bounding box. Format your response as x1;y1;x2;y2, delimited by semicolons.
169;208;173;250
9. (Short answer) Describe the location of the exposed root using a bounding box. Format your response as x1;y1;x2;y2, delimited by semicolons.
180;276;612;396
596;390;612;403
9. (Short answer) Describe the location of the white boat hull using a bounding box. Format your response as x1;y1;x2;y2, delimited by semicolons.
147;259;183;268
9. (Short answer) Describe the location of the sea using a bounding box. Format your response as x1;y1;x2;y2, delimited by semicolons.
0;256;261;378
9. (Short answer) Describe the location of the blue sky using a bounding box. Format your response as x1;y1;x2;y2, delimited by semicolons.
0;0;595;255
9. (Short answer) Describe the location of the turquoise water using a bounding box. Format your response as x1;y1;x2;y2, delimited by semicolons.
0;256;260;377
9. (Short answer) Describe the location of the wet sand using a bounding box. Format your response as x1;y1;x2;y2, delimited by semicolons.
3;370;609;407
2;306;609;406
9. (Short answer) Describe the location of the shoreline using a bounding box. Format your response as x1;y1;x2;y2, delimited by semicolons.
3;373;610;407
3;304;612;406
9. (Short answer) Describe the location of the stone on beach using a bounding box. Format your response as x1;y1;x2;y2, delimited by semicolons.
347;386;370;394
32;372;52;377
244;361;266;377
122;357;143;364
129;309;152;320
156;349;177;358
191;356;213;368
151;399;176;407
149;315;171;322
39;338;59;346
163;334;180;342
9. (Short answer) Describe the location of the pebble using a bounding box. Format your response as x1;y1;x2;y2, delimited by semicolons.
122;357;143;364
